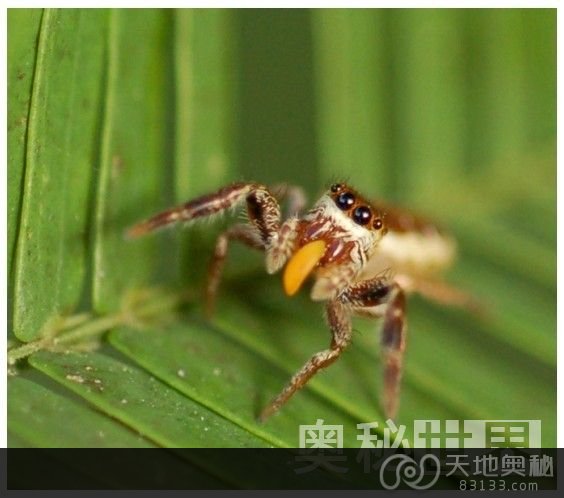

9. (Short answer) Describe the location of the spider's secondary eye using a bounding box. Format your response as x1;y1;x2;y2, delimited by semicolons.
336;191;355;210
373;218;383;230
330;183;342;193
353;206;372;225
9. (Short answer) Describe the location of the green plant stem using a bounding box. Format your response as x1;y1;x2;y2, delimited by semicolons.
8;289;182;365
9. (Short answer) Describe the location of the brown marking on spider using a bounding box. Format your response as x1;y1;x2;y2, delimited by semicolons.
127;181;474;421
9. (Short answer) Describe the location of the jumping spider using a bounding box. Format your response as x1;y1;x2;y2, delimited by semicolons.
128;182;471;421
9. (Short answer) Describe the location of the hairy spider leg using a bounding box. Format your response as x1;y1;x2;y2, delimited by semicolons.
127;182;306;316
205;224;263;317
259;275;406;422
127;183;266;239
259;299;352;422
204;186;306;315
340;277;407;420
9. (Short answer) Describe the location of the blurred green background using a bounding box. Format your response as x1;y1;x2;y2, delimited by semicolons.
8;7;555;464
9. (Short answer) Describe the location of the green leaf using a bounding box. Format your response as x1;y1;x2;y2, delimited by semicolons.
8;376;155;447
313;10;391;195
110;321;364;448
93;9;175;311
13;9;107;341
7;9;42;278
385;9;467;202
173;9;237;286
174;9;235;199
29;350;272;448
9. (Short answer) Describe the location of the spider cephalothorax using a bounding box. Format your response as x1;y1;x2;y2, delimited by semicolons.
128;181;467;421
281;183;388;302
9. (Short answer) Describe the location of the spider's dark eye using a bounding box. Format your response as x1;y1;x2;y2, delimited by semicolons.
373;218;383;230
330;183;342;193
336;191;355;210
353;206;372;225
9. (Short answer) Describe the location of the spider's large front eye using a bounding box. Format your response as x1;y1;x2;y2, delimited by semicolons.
352;205;372;225
336;191;355;210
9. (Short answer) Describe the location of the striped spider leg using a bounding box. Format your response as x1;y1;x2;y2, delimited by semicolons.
127;182;305;316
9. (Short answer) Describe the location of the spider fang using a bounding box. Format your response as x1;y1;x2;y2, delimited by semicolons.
283;240;327;296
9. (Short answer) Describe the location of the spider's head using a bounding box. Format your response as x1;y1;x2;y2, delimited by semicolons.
326;182;387;235
282;183;387;296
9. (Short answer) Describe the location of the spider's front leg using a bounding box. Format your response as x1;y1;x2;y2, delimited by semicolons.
340;277;407;420
127;182;273;239
259;300;353;422
127;182;301;315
